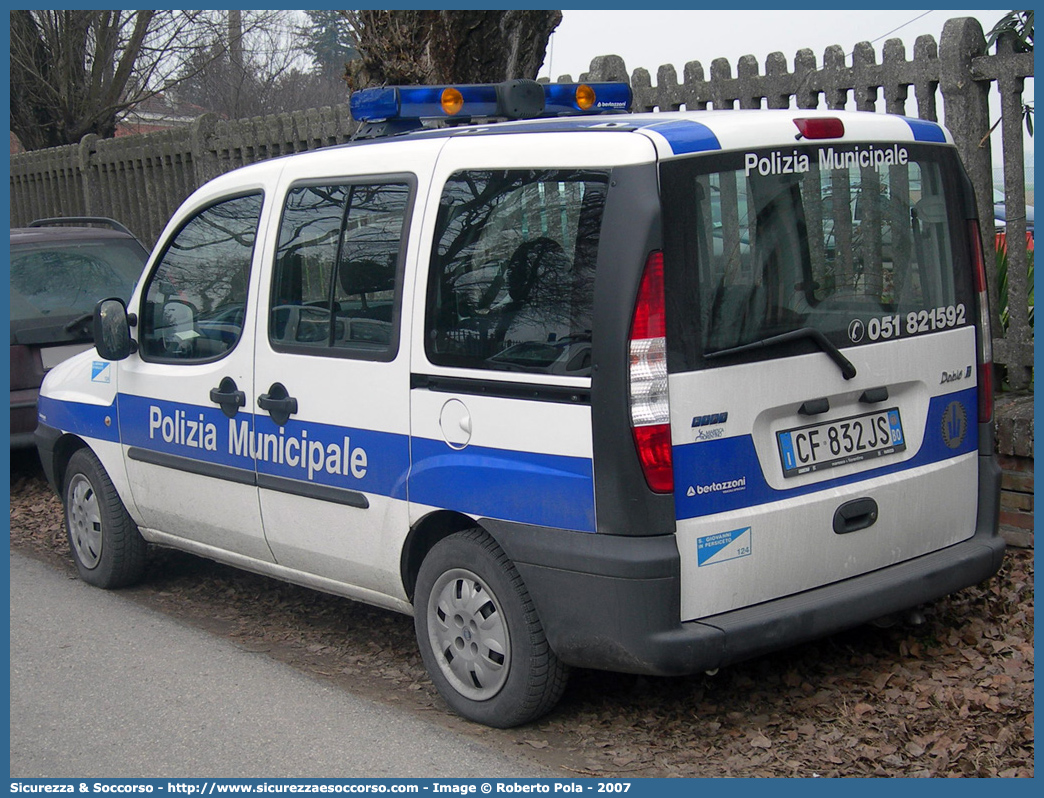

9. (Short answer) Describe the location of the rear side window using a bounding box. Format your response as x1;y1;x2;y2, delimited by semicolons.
426;169;608;375
662;144;973;363
139;193;263;362
270;181;412;360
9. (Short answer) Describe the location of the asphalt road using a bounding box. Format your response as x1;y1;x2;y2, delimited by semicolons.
9;551;555;779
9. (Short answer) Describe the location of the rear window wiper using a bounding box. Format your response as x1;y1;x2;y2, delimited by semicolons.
704;327;857;380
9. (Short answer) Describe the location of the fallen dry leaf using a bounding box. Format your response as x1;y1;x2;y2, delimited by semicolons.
9;457;1035;779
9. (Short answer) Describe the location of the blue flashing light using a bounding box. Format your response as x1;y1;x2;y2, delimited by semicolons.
349;80;632;125
351;85;502;123
349;87;399;122
400;85;500;118
544;83;632;114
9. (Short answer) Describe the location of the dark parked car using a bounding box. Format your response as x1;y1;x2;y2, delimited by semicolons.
10;218;149;447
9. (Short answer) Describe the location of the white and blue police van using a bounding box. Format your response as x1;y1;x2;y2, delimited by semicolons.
35;80;1005;728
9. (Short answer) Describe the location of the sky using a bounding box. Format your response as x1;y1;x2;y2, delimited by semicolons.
536;8;1032;171
538;9;1010;83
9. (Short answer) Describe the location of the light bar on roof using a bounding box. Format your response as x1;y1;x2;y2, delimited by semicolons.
349;79;632;124
544;82;631;114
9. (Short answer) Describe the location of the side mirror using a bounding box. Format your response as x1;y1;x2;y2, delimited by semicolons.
93;298;136;361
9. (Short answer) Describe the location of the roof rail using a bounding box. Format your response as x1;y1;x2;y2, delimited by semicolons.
28;217;135;237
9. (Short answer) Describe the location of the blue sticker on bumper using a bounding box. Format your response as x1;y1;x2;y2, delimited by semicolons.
697;526;752;566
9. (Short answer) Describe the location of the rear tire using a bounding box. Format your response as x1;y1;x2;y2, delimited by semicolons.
64;448;147;589
414;528;568;728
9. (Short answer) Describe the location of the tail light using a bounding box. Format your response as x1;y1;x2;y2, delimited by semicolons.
968;221;994;423
628;251;673;493
794;117;845;140
10;345;43;391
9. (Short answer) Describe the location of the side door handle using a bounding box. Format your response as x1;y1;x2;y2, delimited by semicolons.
257;382;298;426
209;376;246;418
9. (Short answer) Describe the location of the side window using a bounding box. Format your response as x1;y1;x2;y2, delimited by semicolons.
139;193;263;361
426;170;608;375
271;181;411;359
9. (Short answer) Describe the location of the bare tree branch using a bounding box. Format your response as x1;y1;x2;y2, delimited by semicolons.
9;10;309;150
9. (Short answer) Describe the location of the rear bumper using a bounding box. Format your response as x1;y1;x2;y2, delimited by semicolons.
11;388;40;448
486;452;1005;675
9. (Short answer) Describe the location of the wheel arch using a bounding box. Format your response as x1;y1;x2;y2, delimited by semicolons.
44;432;91;495
400;509;491;603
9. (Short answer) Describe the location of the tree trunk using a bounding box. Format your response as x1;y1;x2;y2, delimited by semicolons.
345;10;562;89
10;10;155;150
10;11;59;151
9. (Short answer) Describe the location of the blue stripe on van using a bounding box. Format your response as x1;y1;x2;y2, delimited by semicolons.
43;392;594;532
409;437;596;533
36;395;120;443
117;394;410;501
901;116;948;143
673;388;978;520
637;119;722;155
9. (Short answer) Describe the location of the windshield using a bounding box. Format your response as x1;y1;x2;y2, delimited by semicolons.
10;239;147;323
662;143;974;364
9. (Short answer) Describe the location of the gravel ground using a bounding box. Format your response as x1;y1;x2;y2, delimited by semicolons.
9;452;1034;778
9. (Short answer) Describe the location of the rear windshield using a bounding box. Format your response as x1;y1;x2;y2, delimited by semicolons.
661;143;974;365
10;239;147;323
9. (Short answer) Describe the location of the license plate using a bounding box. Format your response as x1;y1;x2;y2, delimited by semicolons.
777;408;906;478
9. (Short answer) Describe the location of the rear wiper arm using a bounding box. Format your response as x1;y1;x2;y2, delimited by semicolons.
704;327;857;380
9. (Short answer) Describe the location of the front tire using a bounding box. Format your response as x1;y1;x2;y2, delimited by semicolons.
414;528;568;728
64;448;147;589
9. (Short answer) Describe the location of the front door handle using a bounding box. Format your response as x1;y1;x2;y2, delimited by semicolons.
209;376;246;418
257;382;298;426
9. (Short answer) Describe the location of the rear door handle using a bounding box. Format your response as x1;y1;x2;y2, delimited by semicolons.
209;376;246;418
257;382;298;426
833;497;879;534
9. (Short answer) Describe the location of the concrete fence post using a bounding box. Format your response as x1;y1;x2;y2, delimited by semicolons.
77;134;100;218
939;18;997;332
191;113;221;188
985;32;1034;391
